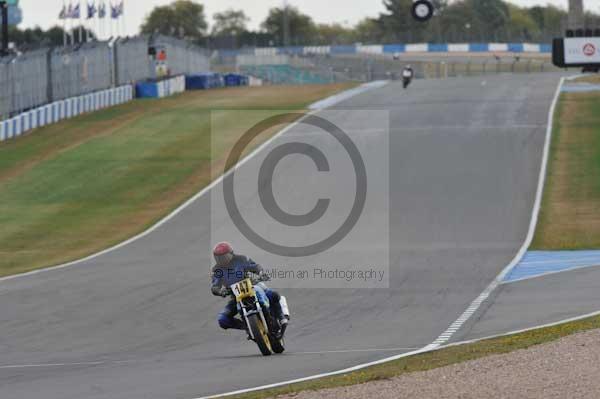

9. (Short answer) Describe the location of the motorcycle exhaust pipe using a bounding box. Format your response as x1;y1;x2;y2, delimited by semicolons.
280;296;290;318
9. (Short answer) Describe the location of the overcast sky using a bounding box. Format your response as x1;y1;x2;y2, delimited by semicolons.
17;0;581;38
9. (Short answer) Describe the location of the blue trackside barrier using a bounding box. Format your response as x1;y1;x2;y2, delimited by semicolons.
540;44;552;53
135;76;186;98
224;74;249;87
383;44;406;53
136;82;159;98
469;43;489;52
508;43;525;53
185;73;225;90
428;43;448;52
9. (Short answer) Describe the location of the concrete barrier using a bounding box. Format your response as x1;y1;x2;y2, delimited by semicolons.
21;112;30;133
0;85;133;142
0;119;7;141
6;118;14;139
13;116;22;137
30;110;38;130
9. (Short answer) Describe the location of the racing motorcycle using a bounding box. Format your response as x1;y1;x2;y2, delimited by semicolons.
229;277;289;356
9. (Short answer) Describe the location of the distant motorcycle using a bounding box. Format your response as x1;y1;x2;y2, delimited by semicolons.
228;277;289;356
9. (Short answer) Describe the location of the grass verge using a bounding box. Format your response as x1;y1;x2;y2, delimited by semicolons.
226;313;600;399
531;83;600;249
0;83;354;277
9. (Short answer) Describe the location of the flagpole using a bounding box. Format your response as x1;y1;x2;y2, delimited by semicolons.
117;1;121;38
109;1;113;39
114;2;118;38
78;0;83;43
98;1;102;40
102;1;106;40
62;0;67;46
122;0;126;38
87;1;91;42
85;1;89;41
68;3;72;46
97;2;101;41
70;2;74;45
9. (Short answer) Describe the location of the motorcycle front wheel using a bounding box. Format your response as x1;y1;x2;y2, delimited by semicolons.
248;314;272;356
270;332;285;354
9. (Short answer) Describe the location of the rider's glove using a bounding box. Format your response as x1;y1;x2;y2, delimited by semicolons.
219;286;229;297
259;272;271;282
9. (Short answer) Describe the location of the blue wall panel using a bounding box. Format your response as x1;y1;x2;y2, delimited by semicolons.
428;43;448;52
508;43;524;52
469;43;489;52
383;44;406;53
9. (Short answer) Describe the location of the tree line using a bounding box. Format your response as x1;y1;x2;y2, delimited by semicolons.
141;0;600;48
6;0;600;51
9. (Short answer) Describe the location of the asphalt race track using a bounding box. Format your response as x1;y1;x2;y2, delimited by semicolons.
0;73;574;399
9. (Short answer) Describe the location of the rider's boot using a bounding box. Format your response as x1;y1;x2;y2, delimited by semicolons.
278;315;289;337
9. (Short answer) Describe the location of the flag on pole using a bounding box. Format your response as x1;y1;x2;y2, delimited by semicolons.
71;3;81;19
98;2;106;18
58;5;67;19
110;2;120;19
87;2;97;19
66;3;73;18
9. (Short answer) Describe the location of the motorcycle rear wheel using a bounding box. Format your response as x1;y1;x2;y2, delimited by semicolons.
248;314;272;356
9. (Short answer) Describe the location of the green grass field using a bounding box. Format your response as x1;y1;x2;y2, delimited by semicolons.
532;87;600;249
0;83;353;277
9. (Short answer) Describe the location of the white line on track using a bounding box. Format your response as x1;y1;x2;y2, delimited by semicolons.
290;347;420;355
0;348;421;371
198;77;567;399
0;360;136;369
391;124;547;131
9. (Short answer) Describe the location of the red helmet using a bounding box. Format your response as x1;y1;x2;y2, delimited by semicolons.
213;242;234;266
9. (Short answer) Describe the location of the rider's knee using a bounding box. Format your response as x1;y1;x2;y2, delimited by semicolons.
217;314;232;329
268;289;280;302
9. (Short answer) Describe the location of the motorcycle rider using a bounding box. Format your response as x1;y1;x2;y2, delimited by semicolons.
211;242;288;334
402;64;414;88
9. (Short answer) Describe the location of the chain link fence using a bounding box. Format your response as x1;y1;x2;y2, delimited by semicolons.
0;49;49;121
50;42;113;102
114;36;153;86
151;35;210;77
0;35;210;120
